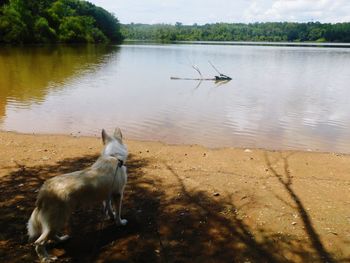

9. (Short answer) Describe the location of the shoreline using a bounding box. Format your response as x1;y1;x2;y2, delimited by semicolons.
123;40;350;48
1;130;349;262
1;129;349;156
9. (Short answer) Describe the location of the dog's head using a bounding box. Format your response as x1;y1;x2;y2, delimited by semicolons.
101;128;128;163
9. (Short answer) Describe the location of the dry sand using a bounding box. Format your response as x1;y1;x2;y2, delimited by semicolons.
0;131;349;262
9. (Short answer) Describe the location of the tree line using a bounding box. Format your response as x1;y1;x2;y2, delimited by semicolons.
1;1;349;45
121;22;350;43
0;0;123;43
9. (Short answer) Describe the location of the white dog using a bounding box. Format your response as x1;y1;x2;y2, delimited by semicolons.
27;128;128;262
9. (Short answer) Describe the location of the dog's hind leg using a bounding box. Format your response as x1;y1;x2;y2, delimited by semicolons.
35;229;57;262
113;193;127;226
35;203;69;262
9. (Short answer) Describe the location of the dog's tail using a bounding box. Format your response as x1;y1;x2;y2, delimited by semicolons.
27;207;42;241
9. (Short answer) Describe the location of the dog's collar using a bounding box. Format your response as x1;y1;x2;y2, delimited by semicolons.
117;159;124;167
108;154;124;167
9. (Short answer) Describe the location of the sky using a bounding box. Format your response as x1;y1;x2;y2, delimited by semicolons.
88;0;350;25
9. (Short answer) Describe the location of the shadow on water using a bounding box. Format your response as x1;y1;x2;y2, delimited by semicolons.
0;44;119;120
0;153;347;262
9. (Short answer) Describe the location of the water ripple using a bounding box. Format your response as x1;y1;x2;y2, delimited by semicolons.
2;44;350;153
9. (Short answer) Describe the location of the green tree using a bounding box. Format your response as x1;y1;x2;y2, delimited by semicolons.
120;22;350;43
0;0;122;44
0;1;29;43
34;17;56;42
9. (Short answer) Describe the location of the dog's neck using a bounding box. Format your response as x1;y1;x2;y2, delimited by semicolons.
105;154;125;167
102;140;128;163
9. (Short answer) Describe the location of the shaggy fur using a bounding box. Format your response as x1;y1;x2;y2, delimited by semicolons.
27;128;128;262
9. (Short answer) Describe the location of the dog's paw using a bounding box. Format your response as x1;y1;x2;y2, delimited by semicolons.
116;219;128;226
41;256;57;262
55;235;70;243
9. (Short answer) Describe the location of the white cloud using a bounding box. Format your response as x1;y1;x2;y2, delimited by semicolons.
244;0;350;23
88;0;350;24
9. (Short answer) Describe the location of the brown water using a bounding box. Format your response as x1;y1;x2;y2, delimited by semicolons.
1;43;350;153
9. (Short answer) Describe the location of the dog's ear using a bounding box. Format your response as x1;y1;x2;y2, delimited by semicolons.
113;127;123;142
102;129;112;145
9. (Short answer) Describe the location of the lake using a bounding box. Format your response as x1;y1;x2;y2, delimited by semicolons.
1;43;350;153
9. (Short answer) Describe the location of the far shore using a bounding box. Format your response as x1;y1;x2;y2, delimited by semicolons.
1;130;349;262
124;39;350;48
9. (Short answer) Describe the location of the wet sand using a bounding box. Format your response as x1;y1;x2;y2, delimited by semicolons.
0;131;349;262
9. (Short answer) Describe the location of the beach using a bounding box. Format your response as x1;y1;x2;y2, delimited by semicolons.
0;131;349;262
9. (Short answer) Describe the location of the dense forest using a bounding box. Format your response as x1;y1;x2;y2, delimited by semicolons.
121;22;350;43
0;0;122;43
1;0;349;44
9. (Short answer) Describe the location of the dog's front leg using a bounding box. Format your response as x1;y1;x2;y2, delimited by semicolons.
103;199;116;220
113;193;127;226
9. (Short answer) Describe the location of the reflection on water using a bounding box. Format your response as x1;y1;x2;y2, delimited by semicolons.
0;45;118;118
1;44;350;153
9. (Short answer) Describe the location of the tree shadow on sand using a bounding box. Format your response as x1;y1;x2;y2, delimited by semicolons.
0;154;99;262
152;162;345;263
0;153;161;263
263;152;338;263
0;153;348;262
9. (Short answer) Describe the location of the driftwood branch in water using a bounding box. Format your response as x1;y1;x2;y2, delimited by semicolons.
208;61;221;75
192;65;203;78
170;77;215;80
171;62;232;82
209;60;232;80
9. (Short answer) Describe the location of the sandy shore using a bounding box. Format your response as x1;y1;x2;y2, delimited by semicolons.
0;130;349;262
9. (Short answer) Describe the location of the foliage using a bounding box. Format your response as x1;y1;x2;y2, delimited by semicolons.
0;0;29;43
121;22;350;43
34;17;57;42
0;0;122;43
